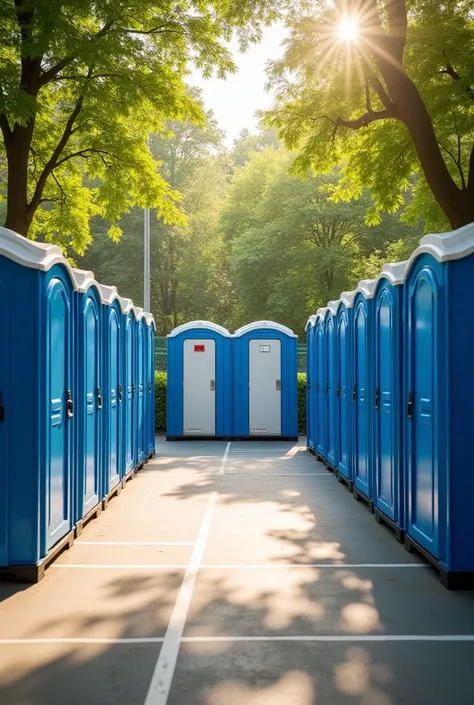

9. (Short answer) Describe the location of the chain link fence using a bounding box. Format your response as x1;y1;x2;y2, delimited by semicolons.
155;337;306;373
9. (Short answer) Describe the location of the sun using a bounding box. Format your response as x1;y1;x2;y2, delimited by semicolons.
337;15;359;42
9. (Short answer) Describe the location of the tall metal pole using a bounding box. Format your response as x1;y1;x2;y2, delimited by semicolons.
144;136;151;312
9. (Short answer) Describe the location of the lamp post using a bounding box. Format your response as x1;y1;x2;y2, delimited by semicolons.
144;136;151;312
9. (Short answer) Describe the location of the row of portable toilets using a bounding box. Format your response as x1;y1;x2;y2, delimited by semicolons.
306;222;474;589
0;227;155;581
166;321;298;440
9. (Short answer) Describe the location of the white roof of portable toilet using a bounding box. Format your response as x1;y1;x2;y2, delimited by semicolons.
0;225;78;282
233;321;297;338
315;307;328;322
305;314;317;331
339;291;356;308
353;278;377;299
168;320;231;337
327;300;339;315
404;222;474;277
375;261;407;287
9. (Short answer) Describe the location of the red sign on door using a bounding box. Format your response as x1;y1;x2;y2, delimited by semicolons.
194;344;205;352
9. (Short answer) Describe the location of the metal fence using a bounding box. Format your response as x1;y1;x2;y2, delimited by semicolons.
155;338;307;373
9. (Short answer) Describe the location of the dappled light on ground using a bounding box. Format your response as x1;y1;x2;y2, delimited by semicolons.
205;670;315;705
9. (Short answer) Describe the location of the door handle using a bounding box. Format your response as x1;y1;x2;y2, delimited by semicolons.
210;379;215;391
307;381;311;391
96;387;103;410
315;381;319;392
407;391;414;419
148;382;152;394
375;387;380;410
118;385;123;403
325;381;329;394
276;379;281;391
337;384;341;398
66;390;74;419
352;385;357;402
132;383;136;397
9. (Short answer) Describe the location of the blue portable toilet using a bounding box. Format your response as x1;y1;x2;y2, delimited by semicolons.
372;262;406;541
120;298;138;474
315;309;327;460
335;291;355;488
352;279;377;509
135;310;147;465
325;303;339;470
0;227;76;580
167;321;232;439
73;269;105;524
233;321;298;440
145;313;156;458
403;224;474;588
99;284;124;499
305;315;317;452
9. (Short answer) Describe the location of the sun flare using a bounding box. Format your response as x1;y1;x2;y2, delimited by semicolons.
337;15;359;42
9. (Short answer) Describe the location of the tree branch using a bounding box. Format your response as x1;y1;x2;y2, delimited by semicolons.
39;20;115;86
335;108;394;130
440;61;474;102
27;67;93;213
385;0;408;63
468;142;474;192
438;141;466;189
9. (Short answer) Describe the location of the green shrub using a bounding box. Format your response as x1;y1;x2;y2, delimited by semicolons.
154;371;307;437
298;373;306;436
155;371;167;433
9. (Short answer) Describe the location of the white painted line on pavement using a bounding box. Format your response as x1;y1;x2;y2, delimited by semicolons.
180;634;474;643
75;542;195;547
143;491;218;705
223;472;332;476
2;634;474;645
0;637;166;645
51;562;427;570
218;442;231;476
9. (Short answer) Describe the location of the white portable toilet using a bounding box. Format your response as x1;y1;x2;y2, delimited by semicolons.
166;321;232;439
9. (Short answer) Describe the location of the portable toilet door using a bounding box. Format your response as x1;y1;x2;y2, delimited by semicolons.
233;321;297;439
74;270;104;520
145;314;156;458
100;286;123;495
136;313;147;465
305;315;317;452
315;310;327;459
335;292;355;486
123;306;136;473
373;263;406;540
352;280;376;506
0;273;9;565
325;304;339;470
404;249;444;561
167;321;232;438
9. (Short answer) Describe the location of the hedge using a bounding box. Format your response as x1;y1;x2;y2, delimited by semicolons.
155;371;307;436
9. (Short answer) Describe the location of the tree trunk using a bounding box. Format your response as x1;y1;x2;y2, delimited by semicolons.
375;51;474;229
3;125;34;235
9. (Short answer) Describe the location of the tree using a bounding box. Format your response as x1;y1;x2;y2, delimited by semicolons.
265;0;474;230
77;108;235;332
231;126;279;167
225;146;423;334
0;0;283;250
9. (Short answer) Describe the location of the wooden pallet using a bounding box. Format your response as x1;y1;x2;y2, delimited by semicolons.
374;507;404;543
352;485;374;512
0;530;75;584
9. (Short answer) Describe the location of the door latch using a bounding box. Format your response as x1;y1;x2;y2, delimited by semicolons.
352;385;357;402
276;379;281;391
315;381;319;392
307;381;311;391
0;391;5;423
96;387;103;410
66;390;74;419
132;383;136;397
407;391;414;419
337;384;341;398
375;387;380;410
325;381;329;394
118;385;123;403
148;382;152;394
210;379;215;391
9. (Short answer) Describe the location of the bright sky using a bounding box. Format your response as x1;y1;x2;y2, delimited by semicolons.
189;22;287;146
